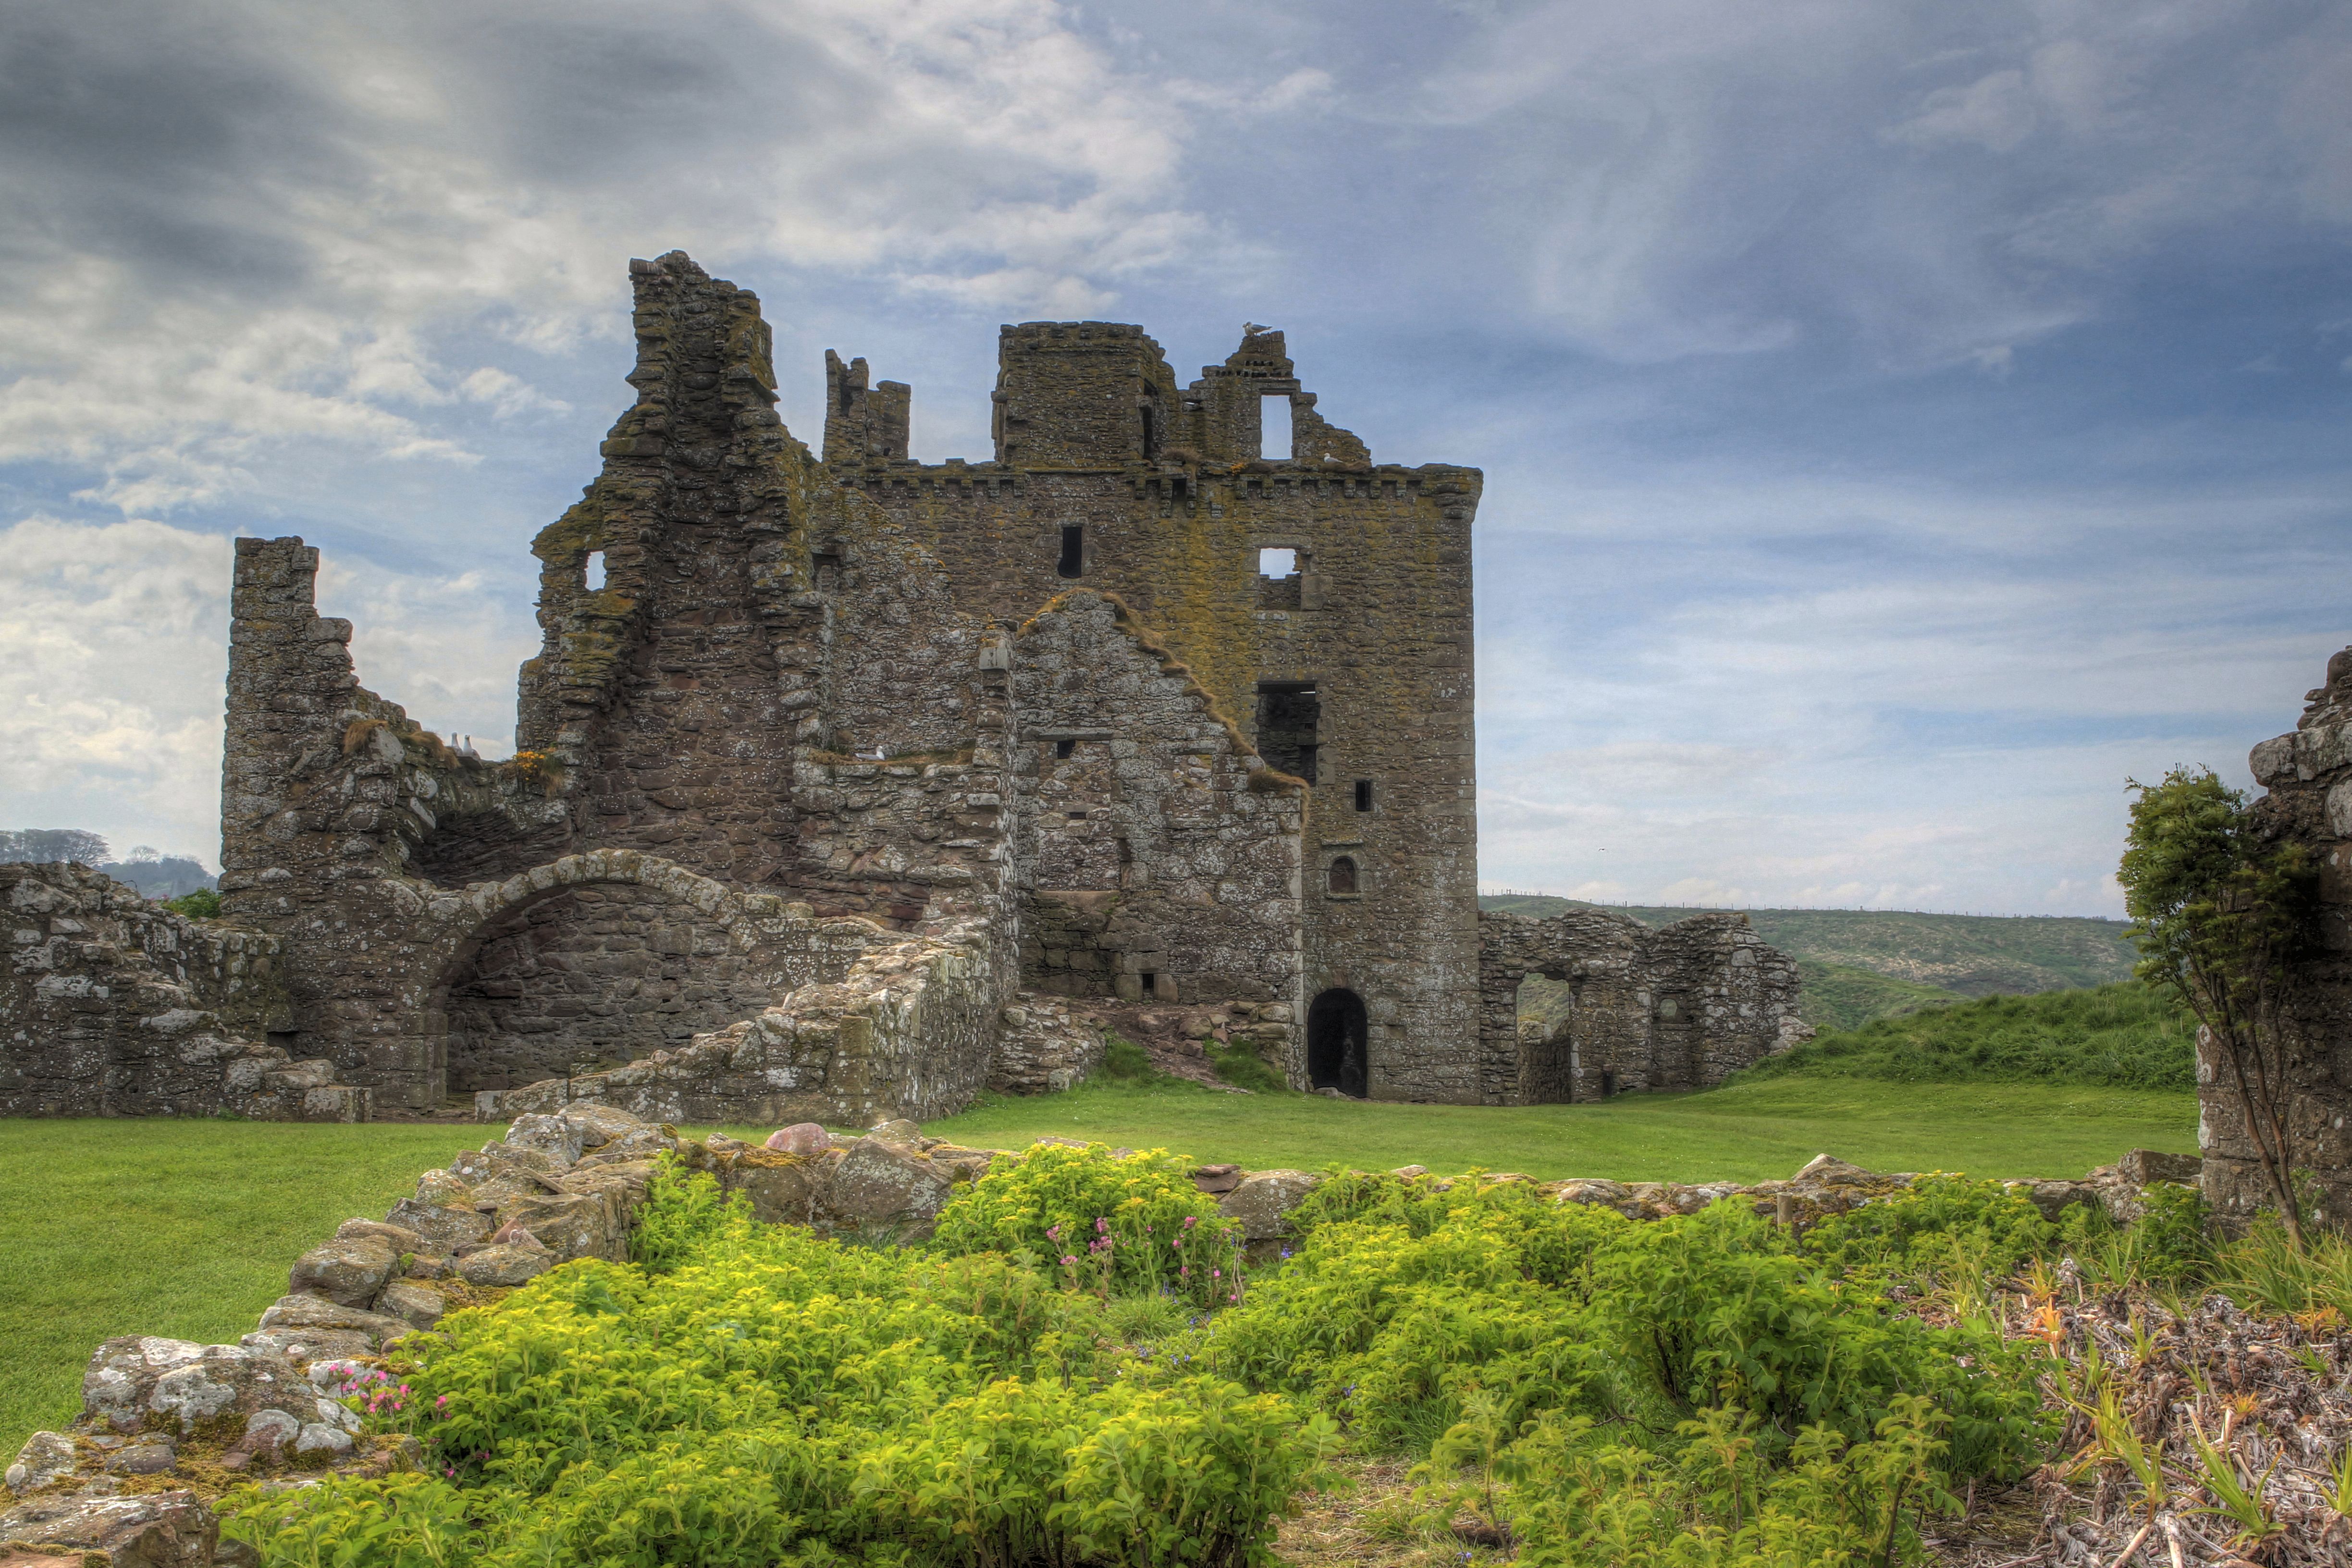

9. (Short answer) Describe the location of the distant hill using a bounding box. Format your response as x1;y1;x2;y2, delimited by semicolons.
1481;896;2141;1032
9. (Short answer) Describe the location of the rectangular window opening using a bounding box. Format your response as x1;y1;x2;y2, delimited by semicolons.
1141;972;1158;997
812;551;842;592
1257;546;1297;578
1354;779;1374;813
1141;403;1159;461
584;550;607;592
1057;524;1084;579
1254;681;1320;784
1054;738;1077;759
1260;394;1293;461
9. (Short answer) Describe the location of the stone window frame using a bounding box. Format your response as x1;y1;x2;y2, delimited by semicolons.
1323;851;1364;900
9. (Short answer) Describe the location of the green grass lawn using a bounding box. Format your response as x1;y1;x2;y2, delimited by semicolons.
0;1075;2192;1459
0;1123;482;1460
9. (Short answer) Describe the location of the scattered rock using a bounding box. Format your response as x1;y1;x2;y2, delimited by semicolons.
5;1431;78;1494
104;1443;176;1476
0;1488;217;1568
495;1192;623;1261
1391;1165;1428;1179
240;1328;376;1366
294;1424;353;1456
332;1219;424;1254
865;1119;923;1146
765;1122;831;1157
2118;1148;2201;1185
1191;1163;1242;1195
501;1113;586;1166
413;1169;472;1206
1793;1154;1872;1185
241;1409;299;1453
722;1155;833;1227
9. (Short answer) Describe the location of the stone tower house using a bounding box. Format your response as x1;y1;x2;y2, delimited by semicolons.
164;251;1799;1123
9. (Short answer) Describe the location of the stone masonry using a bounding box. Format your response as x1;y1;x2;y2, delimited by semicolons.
4;249;1804;1122
1480;907;1810;1102
2210;645;2352;1227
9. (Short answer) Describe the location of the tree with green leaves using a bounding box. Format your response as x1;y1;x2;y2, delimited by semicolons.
2118;767;2317;1250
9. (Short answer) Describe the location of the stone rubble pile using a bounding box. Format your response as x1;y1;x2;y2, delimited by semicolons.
2;1109;2204;1565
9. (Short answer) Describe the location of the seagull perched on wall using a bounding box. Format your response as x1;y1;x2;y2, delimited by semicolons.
1242;321;1268;337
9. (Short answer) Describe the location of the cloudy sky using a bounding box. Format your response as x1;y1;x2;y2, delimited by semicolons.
3;0;2347;914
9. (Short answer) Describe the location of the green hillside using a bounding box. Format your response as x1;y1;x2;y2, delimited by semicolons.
1482;895;2140;1029
1740;981;2195;1091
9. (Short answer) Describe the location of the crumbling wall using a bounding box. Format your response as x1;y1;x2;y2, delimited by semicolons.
1;862;367;1120
1012;591;1303;1019
1478;908;1808;1104
487;917;1005;1126
2217;645;2352;1227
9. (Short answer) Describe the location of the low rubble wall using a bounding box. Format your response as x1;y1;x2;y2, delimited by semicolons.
2;862;369;1121
1;1106;2203;1565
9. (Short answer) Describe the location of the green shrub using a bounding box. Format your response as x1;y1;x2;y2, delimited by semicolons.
931;1141;1246;1305
164;887;222;919
1802;1173;2059;1291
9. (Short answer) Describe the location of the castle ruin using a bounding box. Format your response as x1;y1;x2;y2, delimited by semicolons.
7;252;1805;1122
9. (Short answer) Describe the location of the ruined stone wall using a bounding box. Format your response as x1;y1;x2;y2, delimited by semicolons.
488;917;1005;1126
1478;908;1807;1103
827;328;1480;1100
1011;591;1303;1023
2212;645;2352;1227
1;862;367;1120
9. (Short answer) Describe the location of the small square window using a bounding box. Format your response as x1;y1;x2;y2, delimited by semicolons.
1257;547;1297;577
1054;738;1076;759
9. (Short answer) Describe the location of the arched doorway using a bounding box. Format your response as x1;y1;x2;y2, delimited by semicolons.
1306;988;1368;1098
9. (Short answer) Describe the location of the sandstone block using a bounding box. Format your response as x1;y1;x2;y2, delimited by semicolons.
333;1218;425;1254
496;1192;621;1261
502;1113;586;1166
1216;1170;1321;1240
239;1327;376;1366
289;1236;396;1307
2118;1148;2202;1186
376;1280;449;1331
724;1156;831;1226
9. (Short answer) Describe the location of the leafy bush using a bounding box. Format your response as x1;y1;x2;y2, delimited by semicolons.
163;887;222;919
223;1157;1321;1568
931;1141;1246;1305
1802;1173;2059;1291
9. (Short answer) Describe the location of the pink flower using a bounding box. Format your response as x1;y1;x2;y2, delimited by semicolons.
1062;1255;1077;1266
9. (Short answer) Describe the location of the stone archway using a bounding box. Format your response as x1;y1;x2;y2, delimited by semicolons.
420;851;801;1101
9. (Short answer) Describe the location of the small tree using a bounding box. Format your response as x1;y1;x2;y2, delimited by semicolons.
2118;767;2316;1249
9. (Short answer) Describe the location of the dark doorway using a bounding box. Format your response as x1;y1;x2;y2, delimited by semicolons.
1306;987;1368;1098
1255;681;1319;782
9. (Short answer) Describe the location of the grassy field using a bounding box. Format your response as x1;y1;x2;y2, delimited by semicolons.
0;1077;2194;1457
1747;980;2195;1090
1480;895;2140;1001
0;1124;482;1460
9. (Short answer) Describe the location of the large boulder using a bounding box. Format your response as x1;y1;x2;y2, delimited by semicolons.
81;1337;310;1436
765;1122;831;1157
0;1488;217;1567
826;1137;958;1238
1216;1171;1322;1241
288;1235;397;1307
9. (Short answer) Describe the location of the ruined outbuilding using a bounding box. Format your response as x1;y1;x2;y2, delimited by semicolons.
5;251;1804;1122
